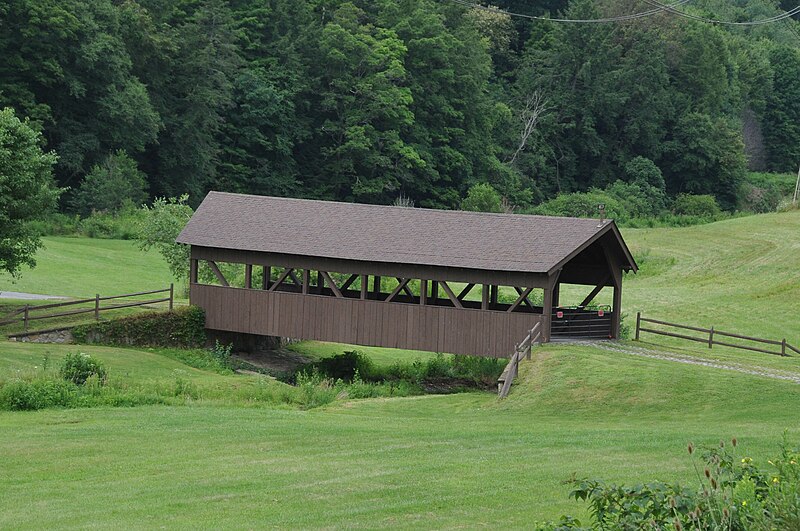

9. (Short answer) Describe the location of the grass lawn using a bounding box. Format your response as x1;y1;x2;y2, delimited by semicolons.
0;211;799;527
1;342;798;528
287;340;440;366
0;237;177;299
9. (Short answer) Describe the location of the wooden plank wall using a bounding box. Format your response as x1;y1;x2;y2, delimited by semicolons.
192;284;541;358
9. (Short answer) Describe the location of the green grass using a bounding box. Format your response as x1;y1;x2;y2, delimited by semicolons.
0;342;798;527
0;237;176;298
0;211;799;526
287;340;440;367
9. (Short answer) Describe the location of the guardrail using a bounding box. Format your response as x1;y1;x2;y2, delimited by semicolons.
498;322;542;398
635;312;797;357
0;285;174;332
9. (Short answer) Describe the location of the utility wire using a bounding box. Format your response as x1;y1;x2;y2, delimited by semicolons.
641;0;800;26
448;0;800;26
446;0;692;23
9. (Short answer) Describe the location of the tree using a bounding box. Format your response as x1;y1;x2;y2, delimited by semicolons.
461;183;502;213
0;107;60;276
71;150;148;215
764;46;800;172
137;195;193;284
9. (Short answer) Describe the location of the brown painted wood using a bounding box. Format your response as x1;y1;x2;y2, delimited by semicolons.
481;284;489;310
190;259;198;283
508;287;533;313
439;281;463;309
360;275;368;300
513;287;533;308
578;277;610;308
386;278;411;303
320;271;343;298
420;279;428;306
262;266;270;290
457;283;475;300
245;264;253;289
207;261;230;287
302;269;310;295
268;268;293;292
192;284;541;358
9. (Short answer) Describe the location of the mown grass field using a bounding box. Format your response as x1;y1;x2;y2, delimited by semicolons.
0;210;798;527
1;342;798;528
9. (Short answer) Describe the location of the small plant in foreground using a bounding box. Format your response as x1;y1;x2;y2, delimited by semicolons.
211;340;233;367
59;353;107;386
539;435;800;530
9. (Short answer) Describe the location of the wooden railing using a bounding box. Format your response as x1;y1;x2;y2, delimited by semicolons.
635;312;798;357
498;322;542;398
0;285;174;333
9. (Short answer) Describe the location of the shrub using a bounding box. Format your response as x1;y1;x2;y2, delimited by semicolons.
461;183;503;213
60;352;108;385
77;203;145;239
539;437;800;530
72;306;206;348
0;378;78;410
530;190;626;220
309;350;376;382
210;340;233;368
672;193;722;217
70;150;148;216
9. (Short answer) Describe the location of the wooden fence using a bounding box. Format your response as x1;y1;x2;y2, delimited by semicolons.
0;285;174;333
635;312;798;357
498;322;542;398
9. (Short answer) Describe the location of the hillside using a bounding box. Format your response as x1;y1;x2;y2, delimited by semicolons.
1;211;799;526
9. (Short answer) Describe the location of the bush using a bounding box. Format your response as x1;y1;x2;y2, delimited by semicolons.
530;190;626;221
72;306;206;348
309;350;376;382
538;437;800;530
60;352;108;385
672;193;722;217
0;378;77;410
77;203;145;239
461;183;503;213
70;150;148;216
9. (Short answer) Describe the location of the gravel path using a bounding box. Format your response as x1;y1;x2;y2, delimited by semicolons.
564;340;800;385
0;291;67;300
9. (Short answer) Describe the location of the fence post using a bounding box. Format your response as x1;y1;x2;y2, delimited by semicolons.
95;294;100;321
169;283;174;312
23;304;29;332
635;312;641;341
782;339;787;357
708;327;714;349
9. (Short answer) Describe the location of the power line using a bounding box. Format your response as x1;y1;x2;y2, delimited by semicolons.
445;0;692;24
641;0;800;26
448;0;800;26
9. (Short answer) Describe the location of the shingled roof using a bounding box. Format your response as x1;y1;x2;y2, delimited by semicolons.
177;192;637;275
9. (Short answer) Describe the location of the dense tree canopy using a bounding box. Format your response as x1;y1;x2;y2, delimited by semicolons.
1;0;798;212
0;108;60;276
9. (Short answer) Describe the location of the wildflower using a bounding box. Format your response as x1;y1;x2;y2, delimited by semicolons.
688;442;694;455
742;500;747;507
720;440;725;448
773;477;780;483
704;467;711;478
731;437;737;447
742;457;752;464
711;477;718;490
674;518;683;531
791;460;796;465
723;507;730;519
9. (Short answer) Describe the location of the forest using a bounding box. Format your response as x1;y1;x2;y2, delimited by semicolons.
2;0;800;215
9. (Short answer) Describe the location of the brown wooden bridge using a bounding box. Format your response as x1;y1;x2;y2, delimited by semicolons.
177;192;637;358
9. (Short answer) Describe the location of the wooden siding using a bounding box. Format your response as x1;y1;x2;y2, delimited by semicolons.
192;284;542;358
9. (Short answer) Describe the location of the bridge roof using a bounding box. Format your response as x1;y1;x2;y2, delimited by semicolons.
177;192;637;275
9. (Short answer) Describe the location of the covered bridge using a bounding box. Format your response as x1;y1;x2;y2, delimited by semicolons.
177;192;637;358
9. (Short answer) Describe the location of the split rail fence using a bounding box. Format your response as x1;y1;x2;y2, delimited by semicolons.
498;322;542;398
0;285;174;333
635;312;798;357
